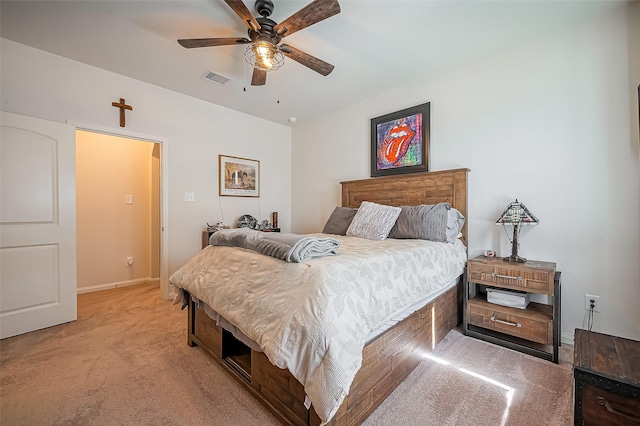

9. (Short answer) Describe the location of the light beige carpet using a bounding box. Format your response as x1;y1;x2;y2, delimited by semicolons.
362;326;574;426
1;282;573;425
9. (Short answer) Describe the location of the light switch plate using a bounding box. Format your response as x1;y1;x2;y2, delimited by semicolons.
125;195;133;204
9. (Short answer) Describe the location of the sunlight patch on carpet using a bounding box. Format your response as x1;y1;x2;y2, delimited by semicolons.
424;353;515;426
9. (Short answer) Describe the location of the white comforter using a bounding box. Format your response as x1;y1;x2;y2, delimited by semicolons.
169;234;467;424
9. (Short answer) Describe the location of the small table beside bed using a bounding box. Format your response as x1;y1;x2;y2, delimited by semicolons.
169;168;470;426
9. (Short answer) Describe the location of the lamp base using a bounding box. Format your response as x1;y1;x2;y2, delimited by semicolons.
503;255;527;263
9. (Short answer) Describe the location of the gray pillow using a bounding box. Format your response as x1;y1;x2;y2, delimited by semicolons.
346;201;402;241
388;203;451;242
322;206;357;235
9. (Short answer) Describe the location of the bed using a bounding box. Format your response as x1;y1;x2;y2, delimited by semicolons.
171;168;469;426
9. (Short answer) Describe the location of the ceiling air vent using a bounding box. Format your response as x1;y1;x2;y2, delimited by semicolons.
202;70;231;85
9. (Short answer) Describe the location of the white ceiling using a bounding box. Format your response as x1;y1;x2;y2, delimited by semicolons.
0;0;622;126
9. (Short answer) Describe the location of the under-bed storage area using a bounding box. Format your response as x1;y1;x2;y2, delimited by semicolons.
190;294;313;425
190;295;310;426
192;302;252;381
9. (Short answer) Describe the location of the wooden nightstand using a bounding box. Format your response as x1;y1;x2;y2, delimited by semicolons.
463;255;561;362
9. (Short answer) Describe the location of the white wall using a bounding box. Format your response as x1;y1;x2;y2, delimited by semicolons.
291;5;640;342
630;1;640;153
1;38;292;278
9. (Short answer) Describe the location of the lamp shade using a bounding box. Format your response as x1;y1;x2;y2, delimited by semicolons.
496;199;539;226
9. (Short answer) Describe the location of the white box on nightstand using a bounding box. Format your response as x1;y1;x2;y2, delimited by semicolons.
486;287;530;309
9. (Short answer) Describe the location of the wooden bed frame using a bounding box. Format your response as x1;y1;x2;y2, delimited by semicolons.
186;168;469;426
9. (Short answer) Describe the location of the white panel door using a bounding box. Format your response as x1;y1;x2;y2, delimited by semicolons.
1;111;77;338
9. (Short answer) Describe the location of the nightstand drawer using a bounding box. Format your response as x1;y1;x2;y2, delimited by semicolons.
467;299;553;345
468;261;555;295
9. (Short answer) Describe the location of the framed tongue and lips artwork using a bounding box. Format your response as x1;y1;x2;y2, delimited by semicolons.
370;102;430;177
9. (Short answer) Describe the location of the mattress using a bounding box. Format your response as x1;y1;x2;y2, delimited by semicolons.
365;276;459;344
190;275;459;352
170;234;467;424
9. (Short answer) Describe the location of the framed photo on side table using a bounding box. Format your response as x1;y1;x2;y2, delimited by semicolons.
371;102;430;177
219;155;260;197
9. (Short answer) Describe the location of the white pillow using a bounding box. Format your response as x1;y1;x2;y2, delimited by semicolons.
446;208;466;243
346;201;402;241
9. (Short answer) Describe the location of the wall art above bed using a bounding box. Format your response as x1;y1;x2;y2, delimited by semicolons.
370;102;430;177
219;155;260;197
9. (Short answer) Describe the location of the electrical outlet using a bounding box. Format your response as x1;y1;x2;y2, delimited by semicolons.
184;192;195;202
584;294;600;313
126;256;134;266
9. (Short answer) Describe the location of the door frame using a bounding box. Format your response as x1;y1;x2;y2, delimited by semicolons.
69;121;171;301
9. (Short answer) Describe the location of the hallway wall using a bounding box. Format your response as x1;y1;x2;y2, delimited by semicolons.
76;130;158;291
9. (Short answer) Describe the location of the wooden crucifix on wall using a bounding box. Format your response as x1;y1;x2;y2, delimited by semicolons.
111;98;133;127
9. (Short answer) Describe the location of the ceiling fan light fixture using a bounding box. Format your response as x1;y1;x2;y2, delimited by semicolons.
245;40;284;71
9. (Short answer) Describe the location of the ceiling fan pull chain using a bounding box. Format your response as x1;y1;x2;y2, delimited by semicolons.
276;71;280;104
243;60;247;92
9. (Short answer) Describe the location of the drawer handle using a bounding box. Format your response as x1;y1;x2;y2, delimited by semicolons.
596;396;640;422
490;316;522;328
491;272;522;281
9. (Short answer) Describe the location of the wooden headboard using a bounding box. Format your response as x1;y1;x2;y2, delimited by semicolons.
340;168;469;246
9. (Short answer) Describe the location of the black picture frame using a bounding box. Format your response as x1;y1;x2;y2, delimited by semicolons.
370;102;430;177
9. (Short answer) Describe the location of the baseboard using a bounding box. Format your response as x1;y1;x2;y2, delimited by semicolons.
561;331;574;346
77;277;153;294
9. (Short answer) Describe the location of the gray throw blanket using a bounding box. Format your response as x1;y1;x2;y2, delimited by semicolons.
209;228;340;262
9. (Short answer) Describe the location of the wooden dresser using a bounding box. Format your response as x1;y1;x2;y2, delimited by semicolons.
573;328;640;425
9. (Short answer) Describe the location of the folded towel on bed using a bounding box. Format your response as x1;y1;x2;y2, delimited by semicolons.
209;228;340;262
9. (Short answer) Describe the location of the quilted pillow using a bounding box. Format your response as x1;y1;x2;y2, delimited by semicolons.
388;202;452;242
346;201;402;241
322;206;358;235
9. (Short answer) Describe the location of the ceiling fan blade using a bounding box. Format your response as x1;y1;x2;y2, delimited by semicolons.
251;68;267;86
274;0;340;37
224;0;261;31
178;37;250;48
280;44;334;76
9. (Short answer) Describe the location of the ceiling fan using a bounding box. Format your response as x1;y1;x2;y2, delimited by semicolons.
178;0;340;86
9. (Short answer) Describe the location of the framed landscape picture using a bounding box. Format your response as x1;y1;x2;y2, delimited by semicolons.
219;155;260;197
370;102;430;177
